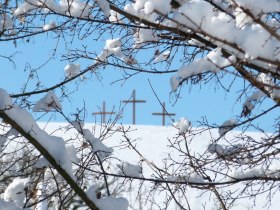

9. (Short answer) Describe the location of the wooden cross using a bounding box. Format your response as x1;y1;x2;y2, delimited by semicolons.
122;90;146;124
152;102;175;126
92;101;115;124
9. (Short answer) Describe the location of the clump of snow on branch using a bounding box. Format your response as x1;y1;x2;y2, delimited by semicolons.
43;21;56;31
14;0;94;18
34;157;50;169
125;0;171;15
0;89;13;110
73;122;113;160
124;3;158;23
171;48;234;91
84;130;113;160
13;0;280;67
97;38;123;61
167;172;204;183
118;162;143;177
97;38;137;65
234;0;280;16
4;178;30;208
71;120;85;132
58;0;93;18
208;143;224;155
234;7;253;28
0;129;19;153
33;90;62;112
109;10;123;23
0;14;14;32
187;38;206;48
225;164;280;181
171;0;280;61
219;118;237;136
64;63;81;79
43;135;74;175
66;144;78;163
242;90;264;116
154;50;170;63
105;38;122;52
228;167;265;181
173;117;191;134
134;28;158;47
122;56;138;65
207;47;236;68
266;164;280;178
144;0;172;15
0;89;74;177
208;143;243;156
258;73;280;100
14;0;56;16
87;185;129;210
13;0;39;16
95;0;110;17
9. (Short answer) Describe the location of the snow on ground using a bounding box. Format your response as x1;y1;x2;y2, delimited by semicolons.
40;122;280;210
1;121;280;209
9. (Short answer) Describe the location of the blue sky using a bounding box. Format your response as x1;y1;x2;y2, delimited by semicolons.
1;28;277;130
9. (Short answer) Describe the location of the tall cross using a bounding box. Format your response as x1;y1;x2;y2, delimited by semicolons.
122;90;146;124
152;102;175;126
92;101;115;124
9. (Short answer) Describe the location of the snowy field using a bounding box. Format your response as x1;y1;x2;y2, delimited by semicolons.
1;119;280;210
37;123;280;210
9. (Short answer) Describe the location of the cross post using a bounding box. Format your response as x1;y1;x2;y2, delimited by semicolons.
92;101;115;124
152;102;175;126
122;90;146;124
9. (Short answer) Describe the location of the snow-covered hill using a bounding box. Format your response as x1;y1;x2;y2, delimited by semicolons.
1;121;279;210
40;123;280;210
